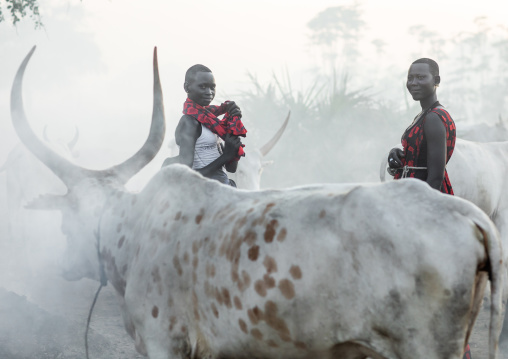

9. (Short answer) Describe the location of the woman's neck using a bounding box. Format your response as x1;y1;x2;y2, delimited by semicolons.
420;94;438;111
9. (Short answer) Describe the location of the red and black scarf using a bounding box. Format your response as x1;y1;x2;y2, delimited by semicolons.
183;98;247;160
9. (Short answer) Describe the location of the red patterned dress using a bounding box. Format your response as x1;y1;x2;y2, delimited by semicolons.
394;102;456;195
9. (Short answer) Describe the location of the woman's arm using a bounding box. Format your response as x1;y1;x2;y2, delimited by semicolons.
175;115;241;177
424;113;447;190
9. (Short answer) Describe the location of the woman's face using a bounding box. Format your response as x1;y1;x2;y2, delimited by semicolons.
186;71;216;106
406;63;437;101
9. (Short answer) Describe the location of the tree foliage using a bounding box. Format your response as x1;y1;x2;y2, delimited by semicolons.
0;0;42;28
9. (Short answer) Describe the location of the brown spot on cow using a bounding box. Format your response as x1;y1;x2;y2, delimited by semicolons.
195;208;205;224
211;303;219;318
241;271;251;290
169;316;177;331
192;272;197;284
117;235;125;249
233;296;243;310
116;223;122;233
263;255;278;273
276;228;287;242
263;274;276;289
193;291;200;321
263;203;276;216
152;306;159;318
254;280;267;297
239;319;248;334
247;308;260;325
294;341;307;350
265;301;291;341
221;288;232;308
215;287;224;305
278;279;295;299
193;257;199;269
248;245;260;261
210;264;216;277
247;207;254;213
181;215;189;224
267;340;278;348
243;230;257;246
290;265;303;280
251;328;263;341
192;241;200;254
264;219;279;243
172;256;183;276
319;209;326;218
183;252;190;264
181;326;187;333
175;211;182;220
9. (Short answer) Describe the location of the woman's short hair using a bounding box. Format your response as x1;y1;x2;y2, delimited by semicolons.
185;64;212;84
411;58;439;76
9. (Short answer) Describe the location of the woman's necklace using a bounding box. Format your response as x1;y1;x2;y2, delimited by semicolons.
404;101;441;133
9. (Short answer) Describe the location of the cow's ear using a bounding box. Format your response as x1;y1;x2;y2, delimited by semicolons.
25;194;67;210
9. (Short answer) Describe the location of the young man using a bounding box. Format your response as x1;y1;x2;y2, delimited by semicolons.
169;64;246;186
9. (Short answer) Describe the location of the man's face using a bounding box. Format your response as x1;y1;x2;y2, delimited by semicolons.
186;71;216;106
406;63;437;101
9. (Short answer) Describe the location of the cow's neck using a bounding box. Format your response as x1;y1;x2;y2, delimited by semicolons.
97;189;139;297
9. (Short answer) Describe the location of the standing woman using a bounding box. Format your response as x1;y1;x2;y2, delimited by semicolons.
388;58;456;194
388;59;471;358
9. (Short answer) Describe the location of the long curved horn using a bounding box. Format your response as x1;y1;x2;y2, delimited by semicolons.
43;125;50;143
68;126;79;150
11;46;95;187
107;46;166;184
259;110;290;156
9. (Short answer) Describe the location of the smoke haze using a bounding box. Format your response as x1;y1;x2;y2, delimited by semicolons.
0;0;507;357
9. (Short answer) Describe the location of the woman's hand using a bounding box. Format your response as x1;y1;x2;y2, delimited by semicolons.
226;101;242;118
388;148;404;168
223;134;242;160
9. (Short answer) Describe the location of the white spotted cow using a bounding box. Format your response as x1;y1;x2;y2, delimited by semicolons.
12;48;504;359
380;137;508;347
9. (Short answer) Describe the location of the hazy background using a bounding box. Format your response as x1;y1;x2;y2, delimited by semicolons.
1;0;507;189
0;0;507;357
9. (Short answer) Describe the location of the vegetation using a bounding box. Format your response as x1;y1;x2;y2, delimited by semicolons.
0;0;42;27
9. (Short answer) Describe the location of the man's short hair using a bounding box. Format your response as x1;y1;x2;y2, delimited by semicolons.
185;64;212;84
411;58;439;77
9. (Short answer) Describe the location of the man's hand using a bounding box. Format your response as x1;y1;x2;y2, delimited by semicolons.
223;134;242;160
226;101;242;118
388;148;404;168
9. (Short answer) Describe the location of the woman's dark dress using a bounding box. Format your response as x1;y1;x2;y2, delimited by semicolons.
394;105;456;194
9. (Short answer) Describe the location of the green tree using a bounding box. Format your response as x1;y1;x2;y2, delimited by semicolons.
0;0;42;28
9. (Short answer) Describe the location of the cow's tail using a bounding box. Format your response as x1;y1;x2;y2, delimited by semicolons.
472;215;503;359
379;153;388;182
